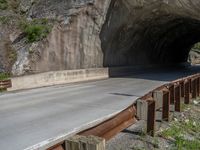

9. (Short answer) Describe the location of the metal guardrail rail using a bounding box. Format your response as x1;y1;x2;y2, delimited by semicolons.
0;79;12;91
48;73;200;150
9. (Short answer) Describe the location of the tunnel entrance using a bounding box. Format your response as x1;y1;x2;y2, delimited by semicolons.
188;42;200;65
100;0;200;67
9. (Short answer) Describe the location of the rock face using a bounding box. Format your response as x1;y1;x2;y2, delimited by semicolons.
189;50;200;64
1;0;200;75
30;0;111;72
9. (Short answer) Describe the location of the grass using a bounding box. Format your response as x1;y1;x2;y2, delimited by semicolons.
160;122;200;150
180;103;189;111
0;72;10;80
160;102;200;150
19;18;52;43
8;0;19;11
0;0;8;10
0;0;19;11
0;16;11;24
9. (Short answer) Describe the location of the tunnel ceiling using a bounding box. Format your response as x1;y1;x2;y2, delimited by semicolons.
100;0;200;67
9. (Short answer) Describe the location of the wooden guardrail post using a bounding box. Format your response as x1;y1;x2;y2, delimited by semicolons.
162;90;170;121
168;84;175;104
189;78;192;94
166;84;175;112
196;77;200;97
191;78;197;99
153;89;170;122
0;79;12;91
184;80;190;104
137;98;155;136
174;83;181;112
65;135;105;150
147;99;156;136
180;80;185;101
198;76;200;97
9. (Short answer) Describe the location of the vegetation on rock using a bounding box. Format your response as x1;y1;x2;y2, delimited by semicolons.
0;0;19;11
19;18;52;43
159;101;200;150
0;0;8;10
0;16;11;24
193;42;200;50
0;72;10;80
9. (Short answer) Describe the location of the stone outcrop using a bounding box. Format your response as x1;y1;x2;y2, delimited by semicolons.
189;49;200;64
29;0;111;73
1;0;200;75
12;0;112;75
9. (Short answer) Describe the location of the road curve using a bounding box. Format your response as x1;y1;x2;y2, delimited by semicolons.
0;66;199;150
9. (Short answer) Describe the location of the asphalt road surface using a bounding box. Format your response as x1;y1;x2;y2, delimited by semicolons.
0;66;199;150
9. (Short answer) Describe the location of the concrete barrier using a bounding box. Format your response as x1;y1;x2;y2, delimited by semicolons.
8;68;108;91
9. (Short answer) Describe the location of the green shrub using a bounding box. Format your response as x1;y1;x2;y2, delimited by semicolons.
0;0;8;10
25;24;51;42
0;16;11;24
0;72;10;80
193;42;200;50
19;18;52;43
161;119;200;150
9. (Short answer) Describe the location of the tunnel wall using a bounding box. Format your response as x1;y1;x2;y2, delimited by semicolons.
100;0;200;67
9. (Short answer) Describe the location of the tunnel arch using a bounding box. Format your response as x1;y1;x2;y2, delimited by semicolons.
100;0;200;67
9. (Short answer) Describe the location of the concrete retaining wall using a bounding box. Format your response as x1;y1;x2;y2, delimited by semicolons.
8;68;109;91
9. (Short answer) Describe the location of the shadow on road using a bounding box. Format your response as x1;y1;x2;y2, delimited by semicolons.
108;65;200;82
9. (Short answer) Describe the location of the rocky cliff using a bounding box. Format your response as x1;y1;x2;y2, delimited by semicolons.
1;0;200;75
0;0;111;75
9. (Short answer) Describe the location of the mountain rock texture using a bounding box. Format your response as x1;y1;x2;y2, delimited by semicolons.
1;0;200;75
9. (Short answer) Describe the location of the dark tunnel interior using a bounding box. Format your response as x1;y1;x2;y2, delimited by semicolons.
100;0;200;67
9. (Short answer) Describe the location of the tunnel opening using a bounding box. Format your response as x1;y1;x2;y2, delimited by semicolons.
188;42;200;65
100;0;200;67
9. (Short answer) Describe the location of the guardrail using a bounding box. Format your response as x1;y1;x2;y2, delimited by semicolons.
0;79;12;91
137;73;200;136
46;73;200;150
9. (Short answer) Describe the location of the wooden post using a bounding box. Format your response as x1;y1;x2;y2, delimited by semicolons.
137;99;155;136
191;79;197;99
51;146;65;150
166;84;175;113
153;90;170;122
180;80;185;99
184;80;190;104
198;77;200;96
197;77;200;97
168;84;175;104
162;90;170;121
65;135;105;150
174;84;181;112
147;100;156;136
189;78;192;94
66;136;80;150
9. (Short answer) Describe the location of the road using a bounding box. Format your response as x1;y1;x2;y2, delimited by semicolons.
0;66;199;150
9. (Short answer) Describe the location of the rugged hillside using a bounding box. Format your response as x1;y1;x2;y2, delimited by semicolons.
0;0;111;75
1;0;200;76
